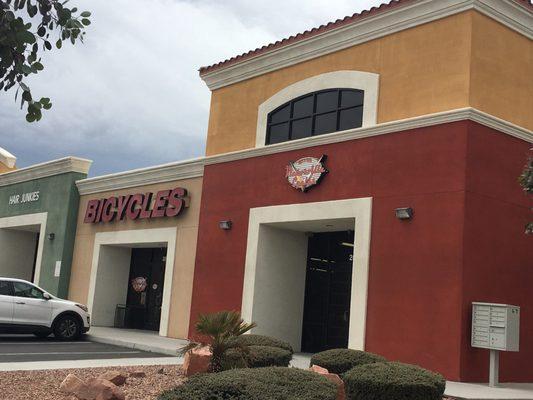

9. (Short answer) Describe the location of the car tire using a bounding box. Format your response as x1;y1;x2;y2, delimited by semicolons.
53;315;82;340
33;331;51;338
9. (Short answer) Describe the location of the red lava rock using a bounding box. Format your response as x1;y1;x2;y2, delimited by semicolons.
182;346;212;377
97;371;127;386
309;365;346;400
129;370;147;378
60;374;91;399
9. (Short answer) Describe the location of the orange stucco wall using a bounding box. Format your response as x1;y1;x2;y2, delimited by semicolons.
69;177;202;339
205;11;531;156
0;164;15;174
469;12;532;131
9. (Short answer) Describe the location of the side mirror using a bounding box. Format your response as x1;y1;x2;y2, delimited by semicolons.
43;293;51;300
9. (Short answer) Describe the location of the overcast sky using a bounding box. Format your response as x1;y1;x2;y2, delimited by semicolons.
1;0;388;176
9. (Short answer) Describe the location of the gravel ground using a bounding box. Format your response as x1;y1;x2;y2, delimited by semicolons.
0;365;185;400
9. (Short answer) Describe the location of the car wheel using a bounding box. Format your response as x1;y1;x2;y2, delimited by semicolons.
53;315;81;340
33;331;51;338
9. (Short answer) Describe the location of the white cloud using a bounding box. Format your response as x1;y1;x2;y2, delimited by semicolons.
0;0;388;176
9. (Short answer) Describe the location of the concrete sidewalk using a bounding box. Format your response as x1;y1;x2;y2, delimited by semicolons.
445;382;533;399
87;327;188;357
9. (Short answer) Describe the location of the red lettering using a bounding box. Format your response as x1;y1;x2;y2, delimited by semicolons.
116;195;130;221
101;197;117;223
126;194;143;220
139;193;153;219
151;190;170;218
84;199;99;223
166;187;187;217
95;198;105;223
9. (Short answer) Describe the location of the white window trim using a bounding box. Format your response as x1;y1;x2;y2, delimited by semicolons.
87;227;177;337
0;212;47;286
241;197;372;350
256;71;379;147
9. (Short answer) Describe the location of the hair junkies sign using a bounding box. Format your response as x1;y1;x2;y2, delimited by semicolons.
84;187;188;224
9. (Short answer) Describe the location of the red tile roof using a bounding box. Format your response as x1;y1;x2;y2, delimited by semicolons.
199;0;532;75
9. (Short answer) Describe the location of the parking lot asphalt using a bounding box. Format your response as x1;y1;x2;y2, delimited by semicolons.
0;335;172;363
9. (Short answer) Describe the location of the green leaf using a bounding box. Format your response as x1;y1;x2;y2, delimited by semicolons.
44;41;52;50
40;97;50;104
19;82;30;92
80;11;91;17
26;113;36;122
32;62;44;71
81;18;91;26
21;64;32;74
37;26;46;37
22;90;32;102
43;102;52;110
56;39;63;49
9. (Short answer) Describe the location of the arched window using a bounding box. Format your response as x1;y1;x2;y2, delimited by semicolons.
266;88;364;145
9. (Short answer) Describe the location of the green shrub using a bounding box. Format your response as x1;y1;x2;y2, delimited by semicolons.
235;334;294;354
159;367;337;400
310;348;387;374
343;362;445;400
222;345;292;369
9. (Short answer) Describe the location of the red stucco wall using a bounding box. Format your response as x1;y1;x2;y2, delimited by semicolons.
459;122;532;382
189;120;532;382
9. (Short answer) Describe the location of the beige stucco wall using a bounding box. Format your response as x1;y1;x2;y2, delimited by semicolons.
205;11;531;156
69;177;202;339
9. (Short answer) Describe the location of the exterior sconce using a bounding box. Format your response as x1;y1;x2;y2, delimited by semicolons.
395;207;414;220
219;220;232;230
48;233;55;240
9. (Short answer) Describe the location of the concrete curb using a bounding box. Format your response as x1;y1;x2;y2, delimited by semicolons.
86;334;181;357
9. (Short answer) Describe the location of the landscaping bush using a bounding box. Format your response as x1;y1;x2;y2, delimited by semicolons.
343;361;445;400
234;334;294;354
310;348;387;374
159;366;337;400
222;345;292;369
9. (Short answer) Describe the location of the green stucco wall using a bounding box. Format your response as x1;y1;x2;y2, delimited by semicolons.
0;172;86;297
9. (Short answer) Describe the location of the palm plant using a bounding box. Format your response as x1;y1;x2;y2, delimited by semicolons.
179;310;257;373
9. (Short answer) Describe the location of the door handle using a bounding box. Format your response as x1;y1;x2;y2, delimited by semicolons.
15;301;26;305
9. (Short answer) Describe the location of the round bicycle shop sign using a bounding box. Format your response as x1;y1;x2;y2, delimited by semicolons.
285;155;328;192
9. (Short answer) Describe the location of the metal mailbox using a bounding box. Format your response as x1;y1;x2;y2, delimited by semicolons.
471;302;520;352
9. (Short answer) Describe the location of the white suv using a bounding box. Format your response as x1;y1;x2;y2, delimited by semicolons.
0;278;90;340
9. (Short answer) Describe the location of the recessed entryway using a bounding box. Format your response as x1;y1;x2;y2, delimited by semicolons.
241;198;372;352
0;213;47;285
87;228;177;337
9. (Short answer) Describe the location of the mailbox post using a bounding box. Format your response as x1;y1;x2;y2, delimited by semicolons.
471;302;520;387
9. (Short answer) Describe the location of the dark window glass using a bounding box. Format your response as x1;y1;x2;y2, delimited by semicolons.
292;95;314;118
314;111;337;135
270;103;291;124
266;88;364;145
12;282;44;299
339;106;363;131
316;91;338;113
0;281;12;296
291;117;313;140
341;90;364;108
268;122;289;144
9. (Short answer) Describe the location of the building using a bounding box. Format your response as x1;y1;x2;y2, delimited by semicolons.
187;0;533;383
0;155;92;298
68;159;203;339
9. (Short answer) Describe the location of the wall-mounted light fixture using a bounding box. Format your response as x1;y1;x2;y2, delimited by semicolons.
47;233;55;240
395;207;414;220
219;220;232;230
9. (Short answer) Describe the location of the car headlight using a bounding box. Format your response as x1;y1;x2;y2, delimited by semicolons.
76;304;89;312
